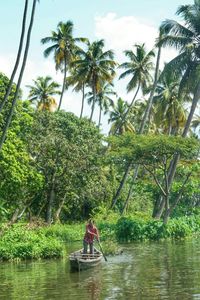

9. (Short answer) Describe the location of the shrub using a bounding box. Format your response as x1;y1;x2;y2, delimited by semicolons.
0;224;64;261
116;216;146;242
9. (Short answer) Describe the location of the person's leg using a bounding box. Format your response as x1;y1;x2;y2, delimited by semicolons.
89;242;94;254
83;240;88;254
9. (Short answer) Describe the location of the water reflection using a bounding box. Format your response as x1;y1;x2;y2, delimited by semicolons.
0;239;200;299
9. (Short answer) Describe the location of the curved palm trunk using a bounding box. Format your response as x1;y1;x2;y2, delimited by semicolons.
0;0;37;151
58;55;67;111
110;163;132;209
121;165;139;214
124;82;140;119
139;43;161;134
159;82;200;222
98;101;102;127
80;84;85;118
0;0;28;113
113;43;162;210
113;83;140;136
89;82;96;123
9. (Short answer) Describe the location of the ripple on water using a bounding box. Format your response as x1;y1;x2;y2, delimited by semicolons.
0;240;200;299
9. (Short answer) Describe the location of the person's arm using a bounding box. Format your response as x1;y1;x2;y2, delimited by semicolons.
86;225;95;235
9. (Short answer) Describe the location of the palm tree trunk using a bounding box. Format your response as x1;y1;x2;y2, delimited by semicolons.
110;163;132;209
139;42;161;134
80;84;85;118
121;165;140;214
0;0;28;113
124;82;140;119
98;101;102;127
58;54;67;111
0;0;37;151
117;42;162;211
89;82;96;122
156;82;200;220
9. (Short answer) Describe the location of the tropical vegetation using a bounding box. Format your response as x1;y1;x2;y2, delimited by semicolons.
0;0;200;260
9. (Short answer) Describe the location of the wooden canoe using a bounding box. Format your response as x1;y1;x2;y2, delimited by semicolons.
69;247;103;271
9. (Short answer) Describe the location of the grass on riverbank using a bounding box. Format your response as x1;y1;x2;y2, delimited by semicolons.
1;213;200;261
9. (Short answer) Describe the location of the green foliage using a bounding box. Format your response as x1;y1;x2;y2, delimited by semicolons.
109;133;200;164
0;224;64;260
115;215;200;242
39;223;84;242
116;216;147;241
28;111;112;221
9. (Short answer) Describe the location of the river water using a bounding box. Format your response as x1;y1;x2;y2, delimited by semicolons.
0;239;200;300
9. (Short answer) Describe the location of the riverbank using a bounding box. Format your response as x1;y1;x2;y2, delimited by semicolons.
1;214;200;261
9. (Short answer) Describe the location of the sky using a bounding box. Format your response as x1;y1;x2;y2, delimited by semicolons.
0;0;194;133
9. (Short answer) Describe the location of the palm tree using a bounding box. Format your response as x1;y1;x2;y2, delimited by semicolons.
65;62;87;119
108;98;135;135
0;0;38;151
119;43;155;117
153;72;187;135
73;39;117;122
27;76;61;111
112;33;162;211
155;0;200;222
86;83;117;127
0;0;28;113
41;21;87;111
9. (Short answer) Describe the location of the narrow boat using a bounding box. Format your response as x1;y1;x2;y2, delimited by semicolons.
69;247;103;271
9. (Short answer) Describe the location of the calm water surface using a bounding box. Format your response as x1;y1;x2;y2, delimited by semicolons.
0;239;200;299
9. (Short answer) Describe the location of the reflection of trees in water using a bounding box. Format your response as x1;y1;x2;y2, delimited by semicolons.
100;241;200;299
69;267;102;300
160;240;200;297
1;242;200;299
85;275;101;300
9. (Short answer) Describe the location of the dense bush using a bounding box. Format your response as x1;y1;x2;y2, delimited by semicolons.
1;213;200;261
115;215;200;242
0;224;64;260
39;223;84;242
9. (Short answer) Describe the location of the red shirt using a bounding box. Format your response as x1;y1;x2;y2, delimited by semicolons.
84;224;99;244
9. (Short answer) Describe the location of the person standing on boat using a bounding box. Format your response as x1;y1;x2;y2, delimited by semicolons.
83;219;99;254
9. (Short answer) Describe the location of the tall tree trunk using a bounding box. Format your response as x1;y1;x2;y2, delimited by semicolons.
118;41;162;211
0;0;28;113
113;82;141;136
54;193;67;223
89;82;96;123
152;195;164;218
121;165;139;214
139;43;161;134
98;102;102;127
0;0;37;150
110;163;132;209
80;84;85;118
157;82;200;220
46;174;56;224
58;55;67;111
163;172;191;223
123;82;140;119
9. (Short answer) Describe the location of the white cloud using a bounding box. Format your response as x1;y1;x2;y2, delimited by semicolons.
95;13;157;57
94;13;178;106
95;13;177;66
0;13;179;134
